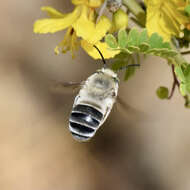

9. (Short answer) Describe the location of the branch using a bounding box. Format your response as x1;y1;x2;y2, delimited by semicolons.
181;50;190;55
168;64;179;99
168;63;190;108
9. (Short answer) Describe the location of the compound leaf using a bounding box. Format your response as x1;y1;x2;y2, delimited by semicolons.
105;34;118;48
105;28;178;61
118;29;128;48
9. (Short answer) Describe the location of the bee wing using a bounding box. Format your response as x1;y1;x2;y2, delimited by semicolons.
117;96;132;111
116;96;147;119
50;81;83;94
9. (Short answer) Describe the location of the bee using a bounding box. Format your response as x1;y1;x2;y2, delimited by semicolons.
54;46;139;142
69;67;118;142
69;47;119;142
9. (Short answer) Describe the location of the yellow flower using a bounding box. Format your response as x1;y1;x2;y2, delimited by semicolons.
145;0;189;41
111;9;128;32
72;0;104;8
33;1;119;59
54;27;80;58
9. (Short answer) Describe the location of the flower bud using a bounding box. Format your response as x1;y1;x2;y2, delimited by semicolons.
112;9;128;31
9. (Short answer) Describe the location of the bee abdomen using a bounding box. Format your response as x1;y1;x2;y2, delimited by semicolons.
73;104;103;121
69;104;103;142
70;112;99;128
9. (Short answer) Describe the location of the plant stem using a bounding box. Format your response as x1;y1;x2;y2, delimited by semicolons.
181;50;190;55
170;42;187;65
167;62;190;108
122;0;146;27
168;65;179;99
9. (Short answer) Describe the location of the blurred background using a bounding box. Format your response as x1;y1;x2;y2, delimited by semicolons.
1;0;190;190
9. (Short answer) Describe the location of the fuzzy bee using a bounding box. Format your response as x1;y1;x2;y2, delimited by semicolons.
55;46;139;142
69;66;119;142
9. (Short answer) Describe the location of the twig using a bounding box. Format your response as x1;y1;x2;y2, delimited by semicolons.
168;65;180;99
181;50;190;55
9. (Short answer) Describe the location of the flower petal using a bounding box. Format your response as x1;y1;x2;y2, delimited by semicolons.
72;6;111;43
146;0;189;41
81;40;120;59
72;0;103;7
34;6;81;34
41;6;65;18
54;27;80;58
87;0;104;7
72;0;86;5
146;10;172;41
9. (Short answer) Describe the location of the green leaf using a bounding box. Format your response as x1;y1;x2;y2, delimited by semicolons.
124;57;137;81
180;83;190;96
180;83;187;96
149;33;163;49
139;42;150;52
122;48;133;54
184;95;190;108
127;28;140;46
146;48;160;54
160;49;178;57
175;64;190;96
135;53;140;65
105;27;178;74
156;86;169;99
112;52;130;71
112;59;127;71
162;42;171;49
118;29;128;48
114;52;128;59
186;82;190;94
124;67;136;81
182;64;190;82
127;45;140;52
185;4;190;16
105;34;118;48
175;65;186;82
126;29;176;59
138;29;149;44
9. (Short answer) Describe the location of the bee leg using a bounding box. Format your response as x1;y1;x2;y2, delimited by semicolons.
50;81;84;94
96;0;108;23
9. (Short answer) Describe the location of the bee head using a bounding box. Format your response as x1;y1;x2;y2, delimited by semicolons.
96;68;119;83
101;68;117;78
93;45;119;82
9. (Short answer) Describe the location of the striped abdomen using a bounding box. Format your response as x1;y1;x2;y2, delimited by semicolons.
69;104;103;142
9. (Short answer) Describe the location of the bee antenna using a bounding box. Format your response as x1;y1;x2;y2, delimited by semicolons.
118;64;140;71
93;45;106;68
